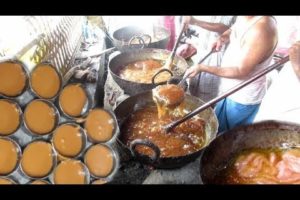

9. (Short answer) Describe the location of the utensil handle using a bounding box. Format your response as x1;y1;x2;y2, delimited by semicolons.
169;23;187;60
178;50;214;87
128;36;146;49
198;50;214;64
130;139;161;163
151;69;173;86
140;34;152;46
165;55;290;132
177;71;192;87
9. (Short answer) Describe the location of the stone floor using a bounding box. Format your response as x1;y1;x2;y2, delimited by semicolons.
109;157;203;184
142;157;203;184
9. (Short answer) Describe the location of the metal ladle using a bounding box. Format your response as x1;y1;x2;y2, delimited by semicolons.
153;49;215;107
151;23;187;83
177;49;215;87
163;55;290;133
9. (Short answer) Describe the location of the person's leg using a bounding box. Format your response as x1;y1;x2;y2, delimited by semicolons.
242;104;260;124
225;99;261;130
214;98;229;133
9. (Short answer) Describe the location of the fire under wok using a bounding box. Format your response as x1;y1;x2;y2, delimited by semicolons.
114;90;218;168
200;120;300;184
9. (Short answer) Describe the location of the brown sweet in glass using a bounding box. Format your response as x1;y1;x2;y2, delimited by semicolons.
92;179;107;185
30;180;49;184
24;100;56;135
53;124;83;158
84;109;115;143
0;61;26;97
84;144;114;177
21;141;54;178
0;100;20;136
59;84;87;117
0;138;19;175
0;178;15;184
54;160;87;184
30;64;61;99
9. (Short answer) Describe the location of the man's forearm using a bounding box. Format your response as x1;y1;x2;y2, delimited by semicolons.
198;64;247;79
190;18;230;35
219;29;231;44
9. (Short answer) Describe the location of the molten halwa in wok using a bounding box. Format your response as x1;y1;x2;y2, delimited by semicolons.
118;59;173;84
213;148;300;184
122;103;206;157
153;84;185;107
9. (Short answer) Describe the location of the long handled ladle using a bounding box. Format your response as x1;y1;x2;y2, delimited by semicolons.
177;49;215;87
164;23;187;69
153;49;215;109
151;23;187;83
163;55;290;133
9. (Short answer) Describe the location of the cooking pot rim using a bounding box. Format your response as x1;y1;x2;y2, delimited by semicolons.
200;120;300;184
108;48;188;86
112;25;171;43
114;90;219;165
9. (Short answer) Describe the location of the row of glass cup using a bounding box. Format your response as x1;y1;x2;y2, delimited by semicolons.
0;59;120;184
0;136;119;184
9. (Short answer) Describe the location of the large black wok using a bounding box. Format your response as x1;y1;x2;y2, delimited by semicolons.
200;120;300;184
112;26;170;51
114;90;218;168
108;48;188;95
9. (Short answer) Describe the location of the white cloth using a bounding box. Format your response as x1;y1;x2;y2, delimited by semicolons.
254;62;300;124
189;16;236;64
220;16;276;105
188;16;236;102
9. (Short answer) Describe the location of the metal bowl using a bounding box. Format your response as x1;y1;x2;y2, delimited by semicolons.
57;83;93;122
0;137;22;177
84;108;119;144
0;59;29;99
19;139;57;180
23;99;60;138
83;143;119;180
0;99;23;137
49;159;90;184
29;62;63;101
51;122;87;160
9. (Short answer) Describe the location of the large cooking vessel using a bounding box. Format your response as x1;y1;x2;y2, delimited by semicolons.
114;90;218;168
112;26;170;51
200;120;300;184
108;48;188;95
